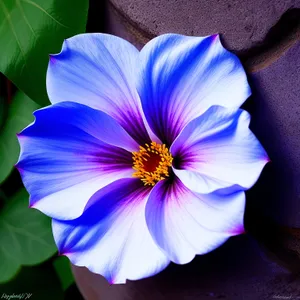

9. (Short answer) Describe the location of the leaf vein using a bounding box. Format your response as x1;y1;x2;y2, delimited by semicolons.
16;0;36;37
20;0;69;28
0;1;27;63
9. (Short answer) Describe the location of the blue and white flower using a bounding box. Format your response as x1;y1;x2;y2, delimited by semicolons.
16;33;269;284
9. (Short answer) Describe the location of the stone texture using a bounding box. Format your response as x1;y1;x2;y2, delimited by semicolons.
106;0;149;50
108;0;299;53
245;42;300;228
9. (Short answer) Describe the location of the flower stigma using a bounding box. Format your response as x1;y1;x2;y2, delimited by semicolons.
132;141;173;186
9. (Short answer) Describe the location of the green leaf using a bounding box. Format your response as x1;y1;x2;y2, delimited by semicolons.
0;0;89;106
0;264;64;300
0;91;39;184
0;96;5;129
0;189;57;283
53;256;74;291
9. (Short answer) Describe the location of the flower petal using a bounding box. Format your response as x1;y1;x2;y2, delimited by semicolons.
171;105;269;194
47;33;150;144
52;178;170;284
145;178;244;264
16;102;136;220
138;34;251;145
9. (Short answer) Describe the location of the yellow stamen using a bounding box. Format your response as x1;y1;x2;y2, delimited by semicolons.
132;141;173;186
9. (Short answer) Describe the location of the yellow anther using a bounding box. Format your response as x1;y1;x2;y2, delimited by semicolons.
132;141;173;186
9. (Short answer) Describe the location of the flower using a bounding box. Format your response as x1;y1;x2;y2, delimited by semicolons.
16;33;269;284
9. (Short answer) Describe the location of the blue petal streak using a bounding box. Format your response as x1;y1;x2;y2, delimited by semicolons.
16;102;137;220
171;105;269;194
138;34;251;145
52;178;169;284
